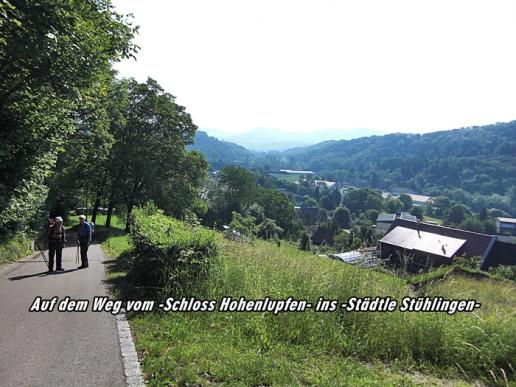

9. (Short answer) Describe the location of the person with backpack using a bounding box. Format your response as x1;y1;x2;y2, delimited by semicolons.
77;215;92;269
48;216;66;272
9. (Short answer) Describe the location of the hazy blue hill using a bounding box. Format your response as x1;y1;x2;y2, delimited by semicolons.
279;121;516;198
189;131;255;169
223;127;384;151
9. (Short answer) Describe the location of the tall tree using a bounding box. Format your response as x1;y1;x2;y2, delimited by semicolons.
399;194;413;211
0;0;137;237
107;78;203;231
333;206;351;229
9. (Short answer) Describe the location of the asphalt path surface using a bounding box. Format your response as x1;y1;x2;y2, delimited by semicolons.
0;243;125;386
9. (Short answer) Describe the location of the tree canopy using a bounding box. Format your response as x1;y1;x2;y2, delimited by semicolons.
0;0;137;237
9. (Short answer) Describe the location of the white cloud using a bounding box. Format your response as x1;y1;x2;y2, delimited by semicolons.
113;0;516;134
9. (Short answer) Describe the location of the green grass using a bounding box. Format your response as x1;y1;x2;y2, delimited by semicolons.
132;311;470;386
64;213;125;230
104;232;515;386
269;173;301;183
0;234;32;264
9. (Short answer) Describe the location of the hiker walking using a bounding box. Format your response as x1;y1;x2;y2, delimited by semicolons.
77;215;92;269
48;216;66;272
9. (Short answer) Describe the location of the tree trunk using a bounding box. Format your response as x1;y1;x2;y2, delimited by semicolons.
91;189;102;224
125;202;134;233
92;176;107;224
105;182;117;228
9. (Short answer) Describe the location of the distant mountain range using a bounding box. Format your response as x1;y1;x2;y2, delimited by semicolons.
204;127;384;151
190;122;516;214
281;121;516;200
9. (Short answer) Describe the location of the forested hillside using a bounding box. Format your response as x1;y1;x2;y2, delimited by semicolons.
278;122;516;213
189;131;254;168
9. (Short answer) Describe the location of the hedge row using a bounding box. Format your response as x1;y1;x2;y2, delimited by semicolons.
129;206;217;297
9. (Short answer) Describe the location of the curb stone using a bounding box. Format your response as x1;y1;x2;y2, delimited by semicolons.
116;309;146;386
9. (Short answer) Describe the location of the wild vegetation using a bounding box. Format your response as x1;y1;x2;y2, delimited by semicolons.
128;205;217;297
103;210;515;386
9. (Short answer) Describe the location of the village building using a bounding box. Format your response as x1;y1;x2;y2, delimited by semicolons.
279;169;315;175
375;212;417;235
407;194;433;206
314;180;337;190
496;217;516;236
379;226;467;267
380;218;516;270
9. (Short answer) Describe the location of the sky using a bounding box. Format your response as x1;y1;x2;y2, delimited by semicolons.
113;0;516;135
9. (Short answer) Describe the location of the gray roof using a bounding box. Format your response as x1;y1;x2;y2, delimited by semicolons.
331;251;365;263
497;217;516;224
380;226;467;258
377;214;396;222
376;213;417;223
399;213;417;221
279;169;314;174
386;218;494;258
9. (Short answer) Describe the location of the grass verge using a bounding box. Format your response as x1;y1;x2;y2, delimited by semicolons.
0;234;33;264
102;228;516;386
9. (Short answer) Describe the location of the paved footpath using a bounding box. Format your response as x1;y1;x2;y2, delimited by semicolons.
0;243;126;386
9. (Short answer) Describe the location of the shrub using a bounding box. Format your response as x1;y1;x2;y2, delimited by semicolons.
0;234;32;263
129;206;217;298
489;265;516;281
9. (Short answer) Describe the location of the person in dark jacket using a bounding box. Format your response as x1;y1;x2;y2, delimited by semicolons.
77;215;92;269
48;216;66;272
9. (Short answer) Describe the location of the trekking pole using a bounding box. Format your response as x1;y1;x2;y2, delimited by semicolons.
76;240;80;265
35;240;49;269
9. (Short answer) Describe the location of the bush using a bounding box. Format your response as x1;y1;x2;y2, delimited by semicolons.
129;205;217;298
0;234;32;263
453;254;482;270
489;265;516;281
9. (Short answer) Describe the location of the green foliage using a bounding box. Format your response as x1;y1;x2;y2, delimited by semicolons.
342;188;384;215
107;78;207;230
298;231;311;251
409;206;424;220
188;131;253;169
207;166;258;226
488;265;516;281
229;211;257;237
458;217;485;233
207;168;302;239
398;194;413;211
332;206;351;228
0;0;137;237
304;197;318;207
258;188;302;239
277;122;516;215
333;231;350;252
129;206;217;297
256;218;283;240
386;198;403;213
365;209;380;223
318;188;341;211
0;234;32;263
446;204;471;225
453;255;483;270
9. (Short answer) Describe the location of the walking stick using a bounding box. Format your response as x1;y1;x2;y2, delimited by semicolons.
35;240;49;269
76;241;80;265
